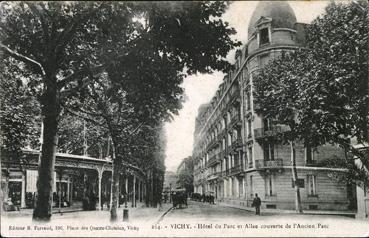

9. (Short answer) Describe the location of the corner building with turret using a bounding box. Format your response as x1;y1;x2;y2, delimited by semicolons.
192;2;356;211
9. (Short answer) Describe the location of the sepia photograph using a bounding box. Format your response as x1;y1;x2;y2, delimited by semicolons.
0;1;368;237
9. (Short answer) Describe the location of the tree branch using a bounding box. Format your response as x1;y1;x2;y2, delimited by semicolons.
0;43;46;76
57;64;105;89
55;2;105;53
72;106;104;118
129;122;144;136
63;107;106;127
59;75;95;100
25;3;49;44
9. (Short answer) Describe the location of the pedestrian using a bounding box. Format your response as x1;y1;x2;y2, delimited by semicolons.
252;193;261;215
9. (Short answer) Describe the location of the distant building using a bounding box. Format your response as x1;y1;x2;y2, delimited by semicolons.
176;157;194;193
192;1;355;211
163;171;177;192
177;157;193;175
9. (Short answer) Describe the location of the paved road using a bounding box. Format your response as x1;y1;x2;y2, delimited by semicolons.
162;200;255;223
158;200;369;237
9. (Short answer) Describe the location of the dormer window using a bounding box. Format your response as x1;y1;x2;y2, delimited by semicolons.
259;27;270;45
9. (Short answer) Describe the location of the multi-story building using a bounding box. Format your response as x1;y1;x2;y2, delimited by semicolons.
177;157;193;176
192;1;356;211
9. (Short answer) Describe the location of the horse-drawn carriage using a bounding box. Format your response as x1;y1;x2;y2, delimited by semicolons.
171;188;188;209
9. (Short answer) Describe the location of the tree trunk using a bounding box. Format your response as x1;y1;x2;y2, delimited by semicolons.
110;158;121;221
33;81;59;221
145;172;150;207
151;170;155;207
290;140;303;213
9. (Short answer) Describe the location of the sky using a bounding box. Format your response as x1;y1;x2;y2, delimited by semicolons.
164;1;331;172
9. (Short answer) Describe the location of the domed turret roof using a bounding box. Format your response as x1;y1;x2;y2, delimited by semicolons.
248;1;297;38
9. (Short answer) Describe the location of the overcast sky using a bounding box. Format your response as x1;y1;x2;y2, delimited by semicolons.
164;1;331;172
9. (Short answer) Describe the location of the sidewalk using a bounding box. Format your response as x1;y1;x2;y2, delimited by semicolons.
217;201;356;218
2;202;84;217
2;202;173;224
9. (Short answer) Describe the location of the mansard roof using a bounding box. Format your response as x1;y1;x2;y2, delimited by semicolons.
248;1;297;38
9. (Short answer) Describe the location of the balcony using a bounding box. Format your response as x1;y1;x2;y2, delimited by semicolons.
305;160;318;167
229;164;244;175
219;150;226;160
208;154;221;166
221;170;229;177
229;113;241;129
207;171;221;181
254;125;290;140
255;158;284;170
207;137;219;151
231;138;243;151
218;128;226;139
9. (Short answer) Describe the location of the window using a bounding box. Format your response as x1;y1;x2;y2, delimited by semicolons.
233;129;238;142
263;143;275;161
227;111;231;124
292;178;305;188
250;175;253;196
222;138;226;150
305;145;315;164
266;174;274;196
248;146;253;167
259;28;270;45
239;178;243;198
263;118;272;131
247;119;252;138
246;93;251;110
307;175;317;196
227;133;232;146
222;117;226;129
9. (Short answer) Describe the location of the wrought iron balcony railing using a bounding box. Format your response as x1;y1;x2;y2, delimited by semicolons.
208;154;221;165
255;158;283;169
207;171;221;180
254;125;290;140
229;164;243;175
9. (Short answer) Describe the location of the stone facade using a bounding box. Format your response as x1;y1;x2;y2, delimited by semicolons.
192;2;355;211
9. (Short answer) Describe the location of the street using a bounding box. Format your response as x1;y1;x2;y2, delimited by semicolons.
157;201;369;237
2;200;369;237
163;200;254;223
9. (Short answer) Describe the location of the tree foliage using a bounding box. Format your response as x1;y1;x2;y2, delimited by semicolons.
0;58;41;160
254;1;369;185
